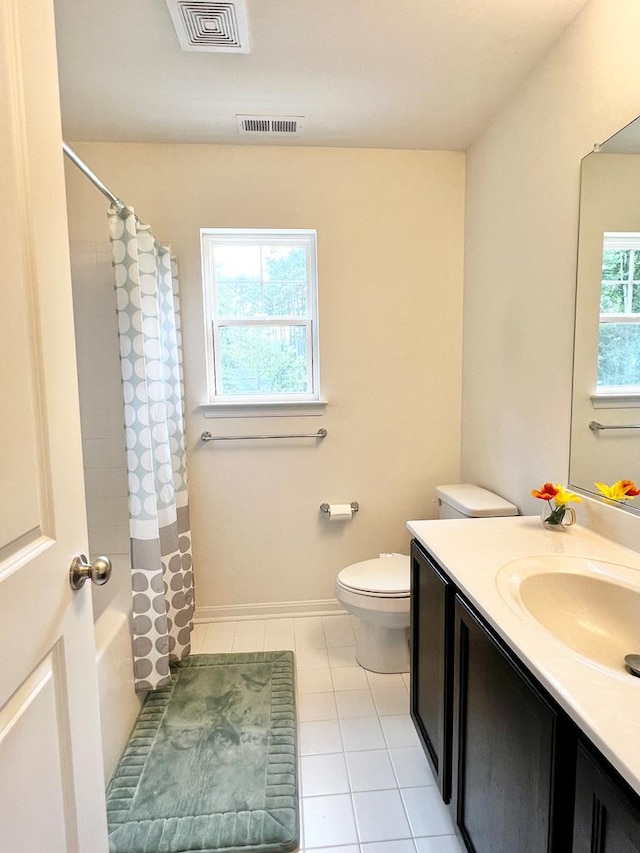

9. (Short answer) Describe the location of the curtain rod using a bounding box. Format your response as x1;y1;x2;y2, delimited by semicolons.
62;141;126;213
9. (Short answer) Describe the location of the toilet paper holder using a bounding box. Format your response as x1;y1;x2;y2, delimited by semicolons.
320;502;359;514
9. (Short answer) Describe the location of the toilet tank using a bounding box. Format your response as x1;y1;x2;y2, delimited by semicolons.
435;484;518;519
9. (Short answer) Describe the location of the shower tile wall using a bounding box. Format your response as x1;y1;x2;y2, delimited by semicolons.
70;241;129;559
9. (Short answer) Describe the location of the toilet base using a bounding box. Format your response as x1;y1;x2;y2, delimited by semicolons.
354;620;410;673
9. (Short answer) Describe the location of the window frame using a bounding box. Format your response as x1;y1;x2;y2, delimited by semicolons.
200;228;323;415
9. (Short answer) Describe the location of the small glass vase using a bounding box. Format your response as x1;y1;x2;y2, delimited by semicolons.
540;503;576;530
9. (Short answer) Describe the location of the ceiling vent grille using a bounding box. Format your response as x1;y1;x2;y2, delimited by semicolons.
237;115;305;136
165;0;250;53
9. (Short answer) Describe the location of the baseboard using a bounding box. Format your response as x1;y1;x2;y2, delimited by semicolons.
194;598;346;623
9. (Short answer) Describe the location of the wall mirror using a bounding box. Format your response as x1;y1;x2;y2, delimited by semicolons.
570;115;640;516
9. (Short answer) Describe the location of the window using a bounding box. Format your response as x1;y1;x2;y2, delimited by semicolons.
201;229;321;410
597;232;640;391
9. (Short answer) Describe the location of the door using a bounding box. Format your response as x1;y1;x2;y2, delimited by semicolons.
452;596;573;853
409;539;454;802
0;1;109;851
573;742;640;853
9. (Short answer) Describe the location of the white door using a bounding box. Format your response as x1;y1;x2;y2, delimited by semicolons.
0;0;109;851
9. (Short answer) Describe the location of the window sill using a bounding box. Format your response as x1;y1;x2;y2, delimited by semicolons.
200;400;328;418
591;392;640;409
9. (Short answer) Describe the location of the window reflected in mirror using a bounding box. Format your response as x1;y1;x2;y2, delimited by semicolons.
598;232;640;390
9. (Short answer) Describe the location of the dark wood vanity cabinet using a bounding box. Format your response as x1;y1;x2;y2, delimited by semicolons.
451;595;574;853
409;539;455;801
573;742;640;853
410;537;640;853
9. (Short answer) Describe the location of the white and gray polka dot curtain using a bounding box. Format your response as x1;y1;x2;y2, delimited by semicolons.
109;206;194;692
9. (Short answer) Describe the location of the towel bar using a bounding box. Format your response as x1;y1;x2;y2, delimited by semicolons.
589;421;640;431
201;428;327;442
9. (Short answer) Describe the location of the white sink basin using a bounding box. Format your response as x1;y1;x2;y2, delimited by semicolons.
496;556;640;674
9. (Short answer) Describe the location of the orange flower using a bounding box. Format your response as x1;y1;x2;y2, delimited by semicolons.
531;482;558;502
620;480;640;497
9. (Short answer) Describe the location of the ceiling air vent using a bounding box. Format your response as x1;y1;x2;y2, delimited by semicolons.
165;0;250;53
237;115;305;136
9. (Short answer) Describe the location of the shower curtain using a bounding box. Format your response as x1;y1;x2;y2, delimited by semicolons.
109;207;194;691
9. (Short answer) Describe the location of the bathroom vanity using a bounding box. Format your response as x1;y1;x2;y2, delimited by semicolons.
408;516;640;853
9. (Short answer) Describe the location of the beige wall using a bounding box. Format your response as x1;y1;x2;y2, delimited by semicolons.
462;0;640;545
65;144;465;614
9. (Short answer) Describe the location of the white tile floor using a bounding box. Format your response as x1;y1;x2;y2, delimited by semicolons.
190;614;464;853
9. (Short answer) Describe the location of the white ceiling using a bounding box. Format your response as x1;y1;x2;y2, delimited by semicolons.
54;0;590;151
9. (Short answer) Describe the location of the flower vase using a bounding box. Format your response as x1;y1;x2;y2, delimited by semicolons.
540;503;576;530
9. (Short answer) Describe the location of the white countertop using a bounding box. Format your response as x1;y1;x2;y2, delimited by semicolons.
407;515;640;792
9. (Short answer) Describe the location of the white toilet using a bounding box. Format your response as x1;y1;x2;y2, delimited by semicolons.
334;484;517;673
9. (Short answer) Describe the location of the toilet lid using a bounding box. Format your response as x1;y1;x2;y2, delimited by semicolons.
338;554;410;595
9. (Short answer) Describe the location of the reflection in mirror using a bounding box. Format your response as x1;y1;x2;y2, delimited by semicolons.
570;117;640;516
599;233;640;388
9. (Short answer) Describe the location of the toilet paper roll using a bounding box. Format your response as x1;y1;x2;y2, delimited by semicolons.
327;503;354;521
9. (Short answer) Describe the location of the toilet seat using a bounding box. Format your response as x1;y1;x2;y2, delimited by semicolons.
336;580;409;599
337;554;410;598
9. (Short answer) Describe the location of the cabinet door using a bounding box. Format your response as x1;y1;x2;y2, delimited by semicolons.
452;596;573;853
573;742;640;853
410;539;454;802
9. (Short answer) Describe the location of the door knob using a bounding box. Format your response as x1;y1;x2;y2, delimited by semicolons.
69;554;112;590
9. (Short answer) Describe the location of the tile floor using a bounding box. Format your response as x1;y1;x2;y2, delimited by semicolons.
190;614;464;853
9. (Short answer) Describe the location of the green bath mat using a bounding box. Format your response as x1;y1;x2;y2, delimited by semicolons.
106;651;298;853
